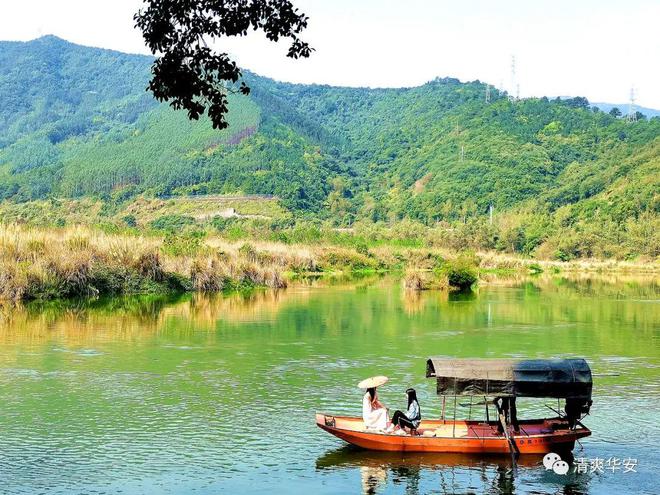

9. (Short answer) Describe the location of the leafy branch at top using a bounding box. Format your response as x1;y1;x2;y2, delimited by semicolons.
135;0;313;129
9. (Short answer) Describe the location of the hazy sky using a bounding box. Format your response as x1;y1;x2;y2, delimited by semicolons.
1;0;658;108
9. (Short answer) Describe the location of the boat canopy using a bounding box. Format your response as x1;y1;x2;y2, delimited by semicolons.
426;358;592;399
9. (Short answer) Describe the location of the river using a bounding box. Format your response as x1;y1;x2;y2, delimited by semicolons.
0;274;657;494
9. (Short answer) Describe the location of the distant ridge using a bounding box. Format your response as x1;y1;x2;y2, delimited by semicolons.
16;34;153;59
592;102;660;118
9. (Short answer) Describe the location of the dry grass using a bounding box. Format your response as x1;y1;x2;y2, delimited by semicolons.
0;225;293;301
403;270;425;291
3;223;654;302
1;224;437;301
476;250;659;274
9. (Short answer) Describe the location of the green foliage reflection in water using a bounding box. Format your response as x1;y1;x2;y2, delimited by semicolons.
0;276;658;493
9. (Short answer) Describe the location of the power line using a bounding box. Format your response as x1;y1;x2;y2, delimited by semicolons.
509;55;517;102
626;87;637;123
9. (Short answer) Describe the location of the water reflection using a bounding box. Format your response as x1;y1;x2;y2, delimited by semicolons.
0;274;657;494
317;446;595;494
361;465;388;495
1;273;656;340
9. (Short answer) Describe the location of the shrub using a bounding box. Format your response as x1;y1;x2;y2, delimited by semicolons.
238;243;259;263
161;232;203;257
403;269;449;291
528;263;544;274
133;251;164;281
317;248;377;271
355;240;370;256
149;214;195;232
122;214;137;228
443;256;478;290
262;268;287;288
190;258;227;291
403;270;425;290
0;261;28;301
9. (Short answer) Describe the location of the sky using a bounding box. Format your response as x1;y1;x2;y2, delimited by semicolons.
1;0;658;108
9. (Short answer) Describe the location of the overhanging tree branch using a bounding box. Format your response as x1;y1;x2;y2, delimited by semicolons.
135;0;313;129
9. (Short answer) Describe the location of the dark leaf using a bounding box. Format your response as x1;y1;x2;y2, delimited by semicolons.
134;0;312;129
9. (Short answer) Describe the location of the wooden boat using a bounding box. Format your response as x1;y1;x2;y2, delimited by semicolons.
316;357;593;456
316;414;590;455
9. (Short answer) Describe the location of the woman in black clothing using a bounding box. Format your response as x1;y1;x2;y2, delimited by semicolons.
390;388;421;433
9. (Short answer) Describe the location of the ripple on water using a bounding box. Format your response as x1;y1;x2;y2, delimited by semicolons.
52;347;104;356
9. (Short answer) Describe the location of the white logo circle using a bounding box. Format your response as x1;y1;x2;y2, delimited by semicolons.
543;452;561;470
552;460;570;475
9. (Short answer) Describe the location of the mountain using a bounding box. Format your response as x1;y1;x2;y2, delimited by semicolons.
592;102;660;119
0;36;332;211
553;97;660;119
0;36;658;256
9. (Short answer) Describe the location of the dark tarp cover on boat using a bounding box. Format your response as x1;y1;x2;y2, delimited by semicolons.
425;358;592;399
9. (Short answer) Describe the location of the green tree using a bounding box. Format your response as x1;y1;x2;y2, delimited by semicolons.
633;111;646;121
327;177;352;222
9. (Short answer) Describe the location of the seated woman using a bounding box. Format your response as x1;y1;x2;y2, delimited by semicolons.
390;388;421;434
362;387;388;430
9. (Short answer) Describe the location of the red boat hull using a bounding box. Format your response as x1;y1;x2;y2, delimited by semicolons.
316;413;590;455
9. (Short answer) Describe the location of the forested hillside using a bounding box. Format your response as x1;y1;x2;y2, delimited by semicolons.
0;36;658;259
0;36;333;211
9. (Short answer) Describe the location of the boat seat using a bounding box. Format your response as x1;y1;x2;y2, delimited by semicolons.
434;425;469;438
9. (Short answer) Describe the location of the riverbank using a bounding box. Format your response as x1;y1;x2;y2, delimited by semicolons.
0;224;657;302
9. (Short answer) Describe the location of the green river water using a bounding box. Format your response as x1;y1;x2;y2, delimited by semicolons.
0;274;658;494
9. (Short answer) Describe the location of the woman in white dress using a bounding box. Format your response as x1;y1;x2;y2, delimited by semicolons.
362;387;389;430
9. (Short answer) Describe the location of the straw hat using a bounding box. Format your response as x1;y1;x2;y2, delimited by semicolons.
357;376;389;389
